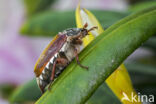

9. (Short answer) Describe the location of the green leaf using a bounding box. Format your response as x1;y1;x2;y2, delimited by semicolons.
35;8;156;104
9;79;120;103
129;1;156;12
10;79;41;103
20;10;128;37
24;0;56;16
86;83;120;104
0;84;15;99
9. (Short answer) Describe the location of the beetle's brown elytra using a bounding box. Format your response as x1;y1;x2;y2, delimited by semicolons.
34;23;97;93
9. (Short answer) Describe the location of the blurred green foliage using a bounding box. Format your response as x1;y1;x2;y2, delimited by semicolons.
24;0;56;16
20;10;128;37
10;79;41;103
0;84;15;99
9;79;121;104
129;1;156;12
86;83;121;104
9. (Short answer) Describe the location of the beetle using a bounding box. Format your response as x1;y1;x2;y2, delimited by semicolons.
34;23;97;93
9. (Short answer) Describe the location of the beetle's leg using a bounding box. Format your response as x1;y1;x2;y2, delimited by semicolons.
51;60;57;81
48;58;68;90
50;58;68;81
87;26;98;32
48;59;56;90
74;48;88;70
72;38;83;45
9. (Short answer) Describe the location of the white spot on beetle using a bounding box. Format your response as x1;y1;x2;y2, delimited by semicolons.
65;46;75;61
60;42;67;52
42;69;46;74
50;57;54;63
46;62;50;69
39;75;43;80
54;53;58;58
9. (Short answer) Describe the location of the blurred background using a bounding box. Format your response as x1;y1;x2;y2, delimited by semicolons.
0;0;156;104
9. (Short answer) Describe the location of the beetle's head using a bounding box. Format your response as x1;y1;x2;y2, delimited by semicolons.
76;23;98;39
65;23;97;39
64;23;97;44
79;23;98;38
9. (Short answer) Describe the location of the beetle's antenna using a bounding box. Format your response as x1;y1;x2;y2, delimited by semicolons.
83;23;88;29
87;26;98;32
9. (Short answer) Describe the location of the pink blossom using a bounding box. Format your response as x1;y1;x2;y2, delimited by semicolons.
52;0;128;11
0;0;37;85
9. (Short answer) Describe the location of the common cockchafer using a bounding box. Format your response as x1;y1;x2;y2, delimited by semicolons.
34;23;97;93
